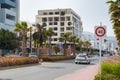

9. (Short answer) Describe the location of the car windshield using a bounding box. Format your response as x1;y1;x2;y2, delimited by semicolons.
29;53;36;55
78;55;86;57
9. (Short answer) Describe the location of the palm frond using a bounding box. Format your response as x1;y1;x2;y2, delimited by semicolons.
106;0;114;4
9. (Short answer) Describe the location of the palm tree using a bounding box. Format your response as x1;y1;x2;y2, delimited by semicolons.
29;27;32;53
107;0;120;47
69;35;77;56
14;21;30;56
59;33;70;56
83;41;91;55
52;46;60;54
44;42;49;55
46;28;54;55
32;23;47;56
77;39;83;53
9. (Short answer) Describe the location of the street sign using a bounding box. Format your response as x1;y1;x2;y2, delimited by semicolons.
95;26;106;37
95;25;106;80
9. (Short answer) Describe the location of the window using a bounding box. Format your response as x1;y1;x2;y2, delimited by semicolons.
60;17;65;21
54;27;58;30
49;12;53;15
66;27;72;30
66;16;71;21
54;38;57;41
43;12;47;15
54;17;59;21
48;17;53;21
10;0;16;2
54;33;58;36
6;14;15;21
55;12;59;14
42;18;47;22
60;22;64;26
61;11;65;15
61;33;64;37
54;22;58;25
49;22;53;25
68;32;72;35
60;28;64;32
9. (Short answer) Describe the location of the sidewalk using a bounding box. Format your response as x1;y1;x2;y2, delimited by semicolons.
55;63;99;80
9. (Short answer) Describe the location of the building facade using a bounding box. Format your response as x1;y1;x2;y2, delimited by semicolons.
36;8;83;44
0;0;19;30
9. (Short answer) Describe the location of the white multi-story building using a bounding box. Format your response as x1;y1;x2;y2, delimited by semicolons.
36;8;83;44
0;0;19;30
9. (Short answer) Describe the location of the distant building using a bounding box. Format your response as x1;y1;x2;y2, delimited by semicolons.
82;31;118;52
0;0;19;30
36;8;83;44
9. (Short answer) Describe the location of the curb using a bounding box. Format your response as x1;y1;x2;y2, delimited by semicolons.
0;62;42;70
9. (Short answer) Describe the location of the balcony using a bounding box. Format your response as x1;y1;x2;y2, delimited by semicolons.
1;0;16;8
4;9;16;26
0;9;16;23
5;8;16;15
5;18;16;26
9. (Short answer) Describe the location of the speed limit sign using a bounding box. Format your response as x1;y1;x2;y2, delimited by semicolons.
95;26;106;37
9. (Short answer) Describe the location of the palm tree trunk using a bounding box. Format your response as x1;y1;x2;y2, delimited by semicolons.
73;41;75;56
64;40;66;56
80;45;82;52
22;36;26;56
48;37;52;55
30;29;32;53
48;37;51;55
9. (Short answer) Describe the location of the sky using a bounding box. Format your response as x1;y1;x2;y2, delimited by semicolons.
20;0;115;37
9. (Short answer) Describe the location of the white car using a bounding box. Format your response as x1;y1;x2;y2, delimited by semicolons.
28;52;37;57
75;53;90;64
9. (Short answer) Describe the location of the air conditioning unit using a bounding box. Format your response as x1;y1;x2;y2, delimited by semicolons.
68;22;72;26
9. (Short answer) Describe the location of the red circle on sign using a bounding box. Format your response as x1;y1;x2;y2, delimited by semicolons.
95;26;106;37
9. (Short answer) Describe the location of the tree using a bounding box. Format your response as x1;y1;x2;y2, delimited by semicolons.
107;0;120;47
33;23;47;56
52;46;60;55
46;28;54;55
83;41;91;55
44;42;49;55
59;33;70;56
0;28;19;50
77;39;83;52
29;27;32;53
69;35;77;56
14;21;30;56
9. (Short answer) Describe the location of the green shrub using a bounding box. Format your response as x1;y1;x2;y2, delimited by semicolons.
112;63;120;76
95;74;119;80
102;62;113;74
94;56;120;80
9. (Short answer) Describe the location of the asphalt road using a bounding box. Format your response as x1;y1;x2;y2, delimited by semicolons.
0;57;99;80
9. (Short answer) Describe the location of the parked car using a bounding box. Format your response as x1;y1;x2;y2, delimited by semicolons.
75;53;90;64
92;51;103;56
28;52;37;57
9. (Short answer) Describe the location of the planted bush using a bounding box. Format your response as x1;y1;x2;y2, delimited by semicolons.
40;55;75;61
94;56;120;80
0;56;39;67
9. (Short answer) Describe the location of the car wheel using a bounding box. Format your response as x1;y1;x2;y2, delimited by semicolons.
88;61;90;64
75;62;78;64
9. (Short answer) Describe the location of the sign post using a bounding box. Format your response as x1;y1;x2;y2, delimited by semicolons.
95;24;106;80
